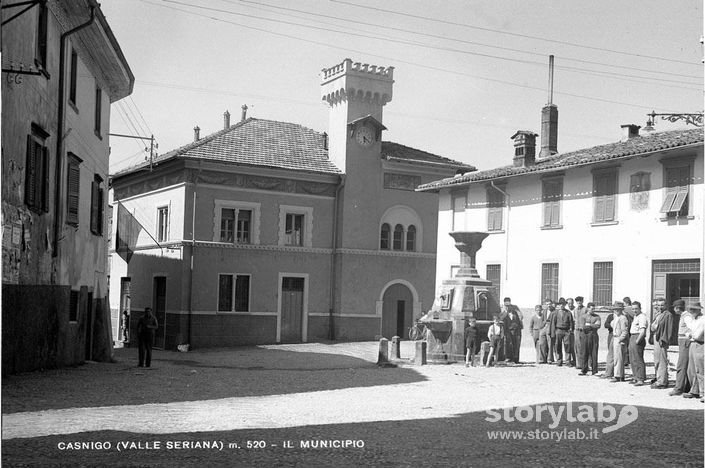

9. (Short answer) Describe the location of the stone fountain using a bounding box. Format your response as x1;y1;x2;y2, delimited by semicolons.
418;231;498;362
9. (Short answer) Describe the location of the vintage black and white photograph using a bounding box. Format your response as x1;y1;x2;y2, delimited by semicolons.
1;0;703;466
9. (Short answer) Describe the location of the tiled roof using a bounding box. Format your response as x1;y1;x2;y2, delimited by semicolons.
113;118;341;177
418;128;703;191
381;141;476;170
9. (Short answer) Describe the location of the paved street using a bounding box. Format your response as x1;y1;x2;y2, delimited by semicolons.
2;341;703;467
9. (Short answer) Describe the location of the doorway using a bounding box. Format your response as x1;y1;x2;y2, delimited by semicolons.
280;277;305;343
381;283;413;339
652;259;700;345
153;276;167;349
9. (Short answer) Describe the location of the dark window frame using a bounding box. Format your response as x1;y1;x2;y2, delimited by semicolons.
380;223;391;250
592;261;613;307
285;213;304;246
25;125;50;213
218;274;234;312
406;225;416;251
235;274;250;312
94;86;102;137
66;153;82;226
69;48;78;107
157;206;169;243
392;224;404;251
35;1;48;72
90;174;104;235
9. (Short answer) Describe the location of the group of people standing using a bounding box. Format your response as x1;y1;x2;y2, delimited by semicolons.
463;295;705;403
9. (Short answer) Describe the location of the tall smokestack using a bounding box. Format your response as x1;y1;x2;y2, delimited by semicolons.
539;55;558;158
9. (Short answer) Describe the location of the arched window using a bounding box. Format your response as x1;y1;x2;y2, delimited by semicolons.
406;225;416;251
380;223;391;250
393;224;404;250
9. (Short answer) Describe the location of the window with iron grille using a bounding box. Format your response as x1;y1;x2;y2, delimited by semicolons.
69;290;79;322
157;206;169;242
541;263;559;302
406;225;416;251
380;223;390;250
592;262;613;307
90;175;104;235
392;224;404;250
486;186;505;231
25;126;50;213
235;275;250;312
218;274;233;312
486;264;502;304
66;153;82;226
542;179;562;228
593;170;617;223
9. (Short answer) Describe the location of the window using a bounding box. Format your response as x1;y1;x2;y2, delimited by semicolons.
235;275;250;312
451;191;466;230
593;169;617;223
35;2;48;70
214;200;261;244
285;214;304;246
593;262;613;307
392;224;404;250
661;165;690;217
380;223;391;250
90;175;104;235
69;290;79;322
486;185;505;231
218;274;233;312
66;153;81;225
486;264;501;304
406;225;416;251
541;263;559;302
542;178;562;228
157;206;169;242
278;205;312;247
25;125;50;213
69;49;78;106
218;274;250;312
94;87;102;136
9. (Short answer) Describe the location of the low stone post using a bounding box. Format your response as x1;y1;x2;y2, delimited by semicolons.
377;338;389;364
414;340;427;365
391;336;401;359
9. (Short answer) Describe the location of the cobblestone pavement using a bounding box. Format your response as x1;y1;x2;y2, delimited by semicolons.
2;340;703;467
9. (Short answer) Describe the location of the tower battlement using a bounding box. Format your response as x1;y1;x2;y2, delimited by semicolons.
321;58;394;106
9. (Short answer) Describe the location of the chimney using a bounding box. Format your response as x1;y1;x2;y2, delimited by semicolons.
241;104;248;122
193;125;200;142
539;55;558;158
511;131;538;167
323;132;328;150
223;110;230;129
620;124;641;141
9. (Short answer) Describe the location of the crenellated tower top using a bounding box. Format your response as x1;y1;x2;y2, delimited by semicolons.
321;58;394;107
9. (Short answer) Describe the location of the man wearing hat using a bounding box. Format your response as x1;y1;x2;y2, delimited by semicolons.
610;301;629;383
627;301;648;386
650;298;676;389
579;302;601;375
671;299;694;396
684;302;703;401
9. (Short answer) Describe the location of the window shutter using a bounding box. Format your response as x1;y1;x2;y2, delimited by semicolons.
25;136;37;207
41;146;50;212
90;179;98;233
67;160;80;225
543;200;552;226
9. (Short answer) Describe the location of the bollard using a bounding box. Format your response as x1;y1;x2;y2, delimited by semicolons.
414;340;427;365
377;338;389;364
391;336;401;359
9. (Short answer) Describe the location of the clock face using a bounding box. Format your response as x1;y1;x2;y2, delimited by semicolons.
355;126;374;147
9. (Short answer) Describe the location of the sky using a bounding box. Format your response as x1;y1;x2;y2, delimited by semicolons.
101;0;704;174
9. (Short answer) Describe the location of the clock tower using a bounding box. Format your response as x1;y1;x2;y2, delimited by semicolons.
321;58;394;172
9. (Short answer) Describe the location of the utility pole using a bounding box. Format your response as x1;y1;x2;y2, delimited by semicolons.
109;133;157;171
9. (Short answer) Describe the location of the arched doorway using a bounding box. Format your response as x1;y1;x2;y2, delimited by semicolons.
381;283;414;339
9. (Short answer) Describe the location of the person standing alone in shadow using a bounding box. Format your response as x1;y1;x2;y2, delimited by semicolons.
137;307;158;368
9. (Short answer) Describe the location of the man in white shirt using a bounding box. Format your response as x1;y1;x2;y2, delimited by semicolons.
485;316;503;367
684;302;704;401
610;302;629;383
627;301;648;386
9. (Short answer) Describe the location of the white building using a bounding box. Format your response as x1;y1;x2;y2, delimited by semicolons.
419;124;703;327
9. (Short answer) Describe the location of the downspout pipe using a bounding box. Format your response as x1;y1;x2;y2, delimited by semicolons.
328;175;345;341
490;180;510;281
188;190;196;347
53;6;96;257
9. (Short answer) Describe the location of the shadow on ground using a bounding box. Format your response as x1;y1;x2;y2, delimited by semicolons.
2;403;701;467
2;345;426;414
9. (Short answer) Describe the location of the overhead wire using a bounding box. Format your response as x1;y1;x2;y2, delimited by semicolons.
329;0;701;66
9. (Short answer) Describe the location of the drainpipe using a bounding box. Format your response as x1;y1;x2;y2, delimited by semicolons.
329;175;345;340
187;190;196;347
54;6;96;257
490;180;510;281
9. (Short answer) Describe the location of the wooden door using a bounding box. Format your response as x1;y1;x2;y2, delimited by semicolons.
153;276;167;349
281;277;304;343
